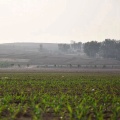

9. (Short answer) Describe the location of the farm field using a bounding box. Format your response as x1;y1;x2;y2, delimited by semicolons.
0;72;120;120
0;52;120;67
0;43;120;69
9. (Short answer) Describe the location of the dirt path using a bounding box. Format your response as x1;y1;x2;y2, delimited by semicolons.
0;68;120;73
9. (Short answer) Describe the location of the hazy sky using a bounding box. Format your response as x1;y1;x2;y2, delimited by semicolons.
0;0;120;43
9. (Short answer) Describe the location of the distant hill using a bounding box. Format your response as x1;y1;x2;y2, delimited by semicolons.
0;42;120;68
0;43;59;54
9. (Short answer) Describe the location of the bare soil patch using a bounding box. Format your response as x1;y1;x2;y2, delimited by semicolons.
0;68;120;74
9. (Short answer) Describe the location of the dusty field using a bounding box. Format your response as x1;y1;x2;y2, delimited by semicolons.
0;58;29;62
0;52;120;66
0;68;120;74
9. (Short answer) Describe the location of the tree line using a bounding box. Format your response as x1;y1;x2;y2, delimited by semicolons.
58;39;120;60
58;41;82;52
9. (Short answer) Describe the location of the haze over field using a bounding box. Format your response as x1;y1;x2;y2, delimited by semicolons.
0;0;120;44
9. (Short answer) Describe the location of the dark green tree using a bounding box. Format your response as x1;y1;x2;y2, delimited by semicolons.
100;39;117;58
71;42;82;50
58;44;70;52
116;41;120;60
84;41;101;57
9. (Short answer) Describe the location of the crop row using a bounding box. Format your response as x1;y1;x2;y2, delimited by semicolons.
0;73;120;120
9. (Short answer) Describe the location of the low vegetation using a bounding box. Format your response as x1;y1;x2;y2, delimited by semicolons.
0;73;120;120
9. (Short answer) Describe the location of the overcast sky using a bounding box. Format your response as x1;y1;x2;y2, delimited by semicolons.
0;0;120;44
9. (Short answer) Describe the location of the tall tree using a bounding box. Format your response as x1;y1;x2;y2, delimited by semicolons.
100;39;117;58
71;42;82;50
116;41;120;60
84;41;101;57
58;44;70;52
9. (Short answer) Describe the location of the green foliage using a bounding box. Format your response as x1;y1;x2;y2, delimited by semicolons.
83;39;120;60
100;39;118;58
84;41;101;57
71;41;82;50
58;44;70;52
0;73;120;119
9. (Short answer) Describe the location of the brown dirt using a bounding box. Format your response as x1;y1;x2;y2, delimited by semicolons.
0;68;120;74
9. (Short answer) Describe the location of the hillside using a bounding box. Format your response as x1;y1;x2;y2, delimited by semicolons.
0;43;120;68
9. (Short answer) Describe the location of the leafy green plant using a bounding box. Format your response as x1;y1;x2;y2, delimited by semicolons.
0;73;120;119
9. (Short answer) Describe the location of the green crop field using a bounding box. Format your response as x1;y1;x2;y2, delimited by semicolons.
0;73;120;120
